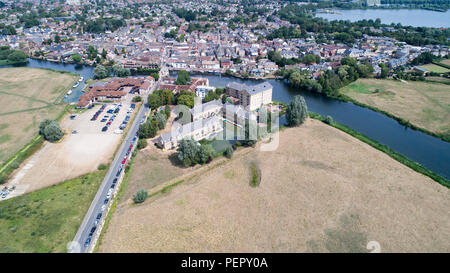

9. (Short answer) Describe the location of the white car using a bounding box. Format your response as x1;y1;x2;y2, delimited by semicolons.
101;204;107;212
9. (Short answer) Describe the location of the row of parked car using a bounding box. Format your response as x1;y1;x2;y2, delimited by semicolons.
90;104;107;121
118;104;136;130
84;131;139;248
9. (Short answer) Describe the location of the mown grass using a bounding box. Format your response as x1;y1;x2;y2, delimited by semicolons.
309;112;450;189
0;170;106;253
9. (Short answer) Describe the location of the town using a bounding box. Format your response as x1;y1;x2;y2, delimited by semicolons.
0;0;449;257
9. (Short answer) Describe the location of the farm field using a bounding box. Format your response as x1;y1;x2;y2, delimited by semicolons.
419;63;450;73
0;67;78;165
339;78;450;138
98;119;450;253
0;170;105;253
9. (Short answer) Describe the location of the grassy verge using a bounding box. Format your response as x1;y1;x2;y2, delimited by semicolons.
309;112;450;189
331;93;450;142
0;136;44;183
249;162;261;187
93;150;138;253
0;170;106;253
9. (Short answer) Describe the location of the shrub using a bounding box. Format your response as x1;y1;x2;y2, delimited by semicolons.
0;175;7;185
250;162;260;187
132;96;142;102
133;189;148;203
324;115;334;125
98;163;107;170
224;146;234;158
137;138;148;150
43;121;63;142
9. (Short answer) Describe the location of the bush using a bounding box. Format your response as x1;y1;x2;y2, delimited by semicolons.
224;146;234;158
43;121;63;142
324;115;334;125
132;96;142;102
133;189;148;203
98;163;107;170
137;138;148;150
0;175;7;185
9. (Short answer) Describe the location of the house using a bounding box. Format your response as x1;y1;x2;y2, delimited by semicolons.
156;116;223;150
226;81;273;111
195;85;216;100
190;99;222;121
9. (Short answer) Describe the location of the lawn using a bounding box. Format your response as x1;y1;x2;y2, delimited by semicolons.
420;63;450;73
340;78;450;139
98;120;450;253
0;67;78;165
0;170;105;253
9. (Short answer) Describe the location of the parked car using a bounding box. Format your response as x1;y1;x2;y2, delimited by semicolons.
96;213;102;220
113;178;118;183
89;226;96;236
101;205;107;212
84;237;91;247
72;130;78;134
101;119;107;122
102;126;108;132
110;183;116;189
104;198;109;204
70;114;76;120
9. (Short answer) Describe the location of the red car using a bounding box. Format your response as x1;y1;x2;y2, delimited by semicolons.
121;156;127;164
129;144;133;150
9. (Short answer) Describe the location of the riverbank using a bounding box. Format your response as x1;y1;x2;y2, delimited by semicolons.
337;78;450;142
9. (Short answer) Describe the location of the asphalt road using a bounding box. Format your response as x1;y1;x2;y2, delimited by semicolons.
69;98;150;253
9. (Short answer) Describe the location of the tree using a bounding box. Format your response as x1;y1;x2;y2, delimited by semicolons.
176;94;195;108
132;96;142;102
286;95;308;127
39;119;53;135
94;65;109;79
175;70;191;85
164;105;171;119
177;138;200;167
7;50;27;63
224;146;234;158
154;112;167;130
42;121;63;142
71;54;82;63
147;94;161;109
138;121;158;138
133;189;148;203
379;63;390;79
198;144;215;164
101;48;107;59
137;139;148;150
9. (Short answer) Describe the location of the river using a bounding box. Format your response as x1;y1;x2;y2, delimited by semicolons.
315;9;450;28
1;59;449;180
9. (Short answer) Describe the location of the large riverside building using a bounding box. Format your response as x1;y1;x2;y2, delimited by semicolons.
225;81;272;111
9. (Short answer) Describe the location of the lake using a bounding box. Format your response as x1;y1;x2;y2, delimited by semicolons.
315;9;450;28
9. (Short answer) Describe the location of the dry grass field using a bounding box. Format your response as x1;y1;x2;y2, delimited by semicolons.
98;119;450;253
0;67;78;165
340;78;450;138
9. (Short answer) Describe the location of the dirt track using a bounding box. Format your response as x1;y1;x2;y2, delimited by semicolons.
99;119;450;253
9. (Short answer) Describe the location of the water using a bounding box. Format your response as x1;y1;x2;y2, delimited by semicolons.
315;9;450;28
1;62;449;180
196;73;450;180
0;58;94;103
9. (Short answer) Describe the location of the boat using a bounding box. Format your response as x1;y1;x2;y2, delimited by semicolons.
79;76;84;82
67;90;72;95
73;82;79;88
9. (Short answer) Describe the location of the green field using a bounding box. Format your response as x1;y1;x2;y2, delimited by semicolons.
420;64;450;73
340;79;450;140
0;170;105;253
